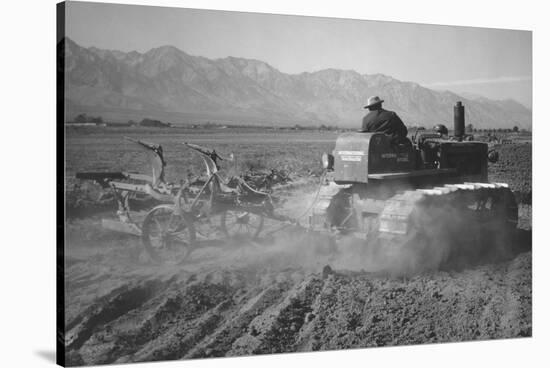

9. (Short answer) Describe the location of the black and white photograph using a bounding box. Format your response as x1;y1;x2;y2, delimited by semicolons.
56;1;534;366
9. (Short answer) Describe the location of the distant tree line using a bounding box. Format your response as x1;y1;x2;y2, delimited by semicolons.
70;113;104;125
285;124;339;131
413;123;528;134
137;118;172;128
67;114;172;128
471;126;528;133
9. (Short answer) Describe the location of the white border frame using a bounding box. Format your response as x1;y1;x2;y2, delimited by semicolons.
2;1;547;367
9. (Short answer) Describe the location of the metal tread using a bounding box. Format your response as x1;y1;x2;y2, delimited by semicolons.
379;182;515;235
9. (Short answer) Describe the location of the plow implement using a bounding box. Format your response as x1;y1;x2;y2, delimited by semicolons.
76;137;303;264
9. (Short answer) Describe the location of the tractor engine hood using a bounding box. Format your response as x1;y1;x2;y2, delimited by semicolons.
333;132;415;184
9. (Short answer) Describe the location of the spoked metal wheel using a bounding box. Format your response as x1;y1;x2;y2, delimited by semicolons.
141;205;196;264
193;212;226;242
220;210;264;240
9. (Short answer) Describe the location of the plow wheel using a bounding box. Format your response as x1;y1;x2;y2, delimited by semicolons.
141;205;196;264
192;213;225;242
220;210;264;240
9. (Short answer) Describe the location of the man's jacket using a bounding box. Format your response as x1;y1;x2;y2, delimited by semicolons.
361;108;408;141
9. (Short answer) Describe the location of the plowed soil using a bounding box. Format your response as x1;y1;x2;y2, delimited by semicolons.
64;141;532;366
488;143;532;204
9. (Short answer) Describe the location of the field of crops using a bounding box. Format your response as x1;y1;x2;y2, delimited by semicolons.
65;127;336;181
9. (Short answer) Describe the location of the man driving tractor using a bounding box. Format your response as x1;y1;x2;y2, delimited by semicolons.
361;96;408;142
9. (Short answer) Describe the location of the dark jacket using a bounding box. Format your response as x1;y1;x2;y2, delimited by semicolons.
361;108;408;141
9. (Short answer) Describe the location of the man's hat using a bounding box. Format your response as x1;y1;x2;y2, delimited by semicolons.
364;96;384;108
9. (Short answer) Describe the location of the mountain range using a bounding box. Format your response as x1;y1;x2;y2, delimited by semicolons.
61;38;532;129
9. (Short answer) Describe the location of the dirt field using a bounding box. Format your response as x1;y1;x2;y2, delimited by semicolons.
63;129;532;366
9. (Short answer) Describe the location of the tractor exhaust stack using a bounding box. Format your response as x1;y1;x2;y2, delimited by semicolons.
454;101;465;139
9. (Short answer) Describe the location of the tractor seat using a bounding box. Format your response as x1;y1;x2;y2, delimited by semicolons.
217;180;239;195
237;179;271;198
217;176;270;199
213;174;269;197
212;177;270;205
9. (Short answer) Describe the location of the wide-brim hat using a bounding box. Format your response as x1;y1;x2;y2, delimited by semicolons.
364;96;384;108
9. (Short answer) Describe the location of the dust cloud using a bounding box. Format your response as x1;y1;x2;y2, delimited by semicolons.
209;186;522;277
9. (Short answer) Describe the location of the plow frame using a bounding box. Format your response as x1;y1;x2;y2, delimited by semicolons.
76;137;301;262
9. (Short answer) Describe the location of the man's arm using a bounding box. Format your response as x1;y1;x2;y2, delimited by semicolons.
392;112;408;137
361;115;370;132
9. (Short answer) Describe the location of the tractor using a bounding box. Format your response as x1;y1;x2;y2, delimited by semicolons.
311;102;518;272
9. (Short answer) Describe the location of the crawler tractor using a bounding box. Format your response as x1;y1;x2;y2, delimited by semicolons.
313;102;518;272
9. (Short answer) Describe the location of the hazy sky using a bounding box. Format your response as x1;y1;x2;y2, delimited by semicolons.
66;1;532;107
